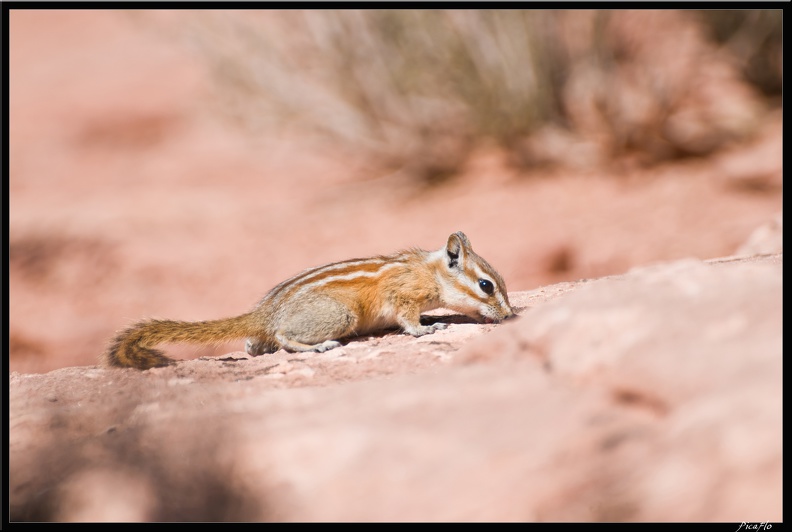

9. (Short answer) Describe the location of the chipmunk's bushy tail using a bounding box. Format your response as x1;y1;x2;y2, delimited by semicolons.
104;313;263;370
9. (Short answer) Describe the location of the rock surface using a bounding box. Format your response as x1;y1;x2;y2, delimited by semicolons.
9;253;782;522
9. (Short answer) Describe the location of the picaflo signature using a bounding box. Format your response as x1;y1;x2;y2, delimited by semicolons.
736;523;772;531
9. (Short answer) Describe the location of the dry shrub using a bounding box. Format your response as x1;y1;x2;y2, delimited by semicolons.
695;9;783;97
180;10;773;182
542;10;768;168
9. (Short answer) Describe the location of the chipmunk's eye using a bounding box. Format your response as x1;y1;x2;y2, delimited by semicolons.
478;279;494;295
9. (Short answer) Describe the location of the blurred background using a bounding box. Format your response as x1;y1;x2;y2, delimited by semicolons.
8;9;783;373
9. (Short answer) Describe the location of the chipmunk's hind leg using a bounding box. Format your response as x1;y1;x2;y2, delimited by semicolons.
245;338;278;356
275;296;356;353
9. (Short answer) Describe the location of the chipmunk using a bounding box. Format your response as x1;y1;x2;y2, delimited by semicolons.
104;231;514;369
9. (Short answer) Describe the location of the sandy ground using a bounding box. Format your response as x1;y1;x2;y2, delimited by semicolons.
8;10;782;373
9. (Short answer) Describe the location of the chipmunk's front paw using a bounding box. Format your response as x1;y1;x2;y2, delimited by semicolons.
406;322;447;337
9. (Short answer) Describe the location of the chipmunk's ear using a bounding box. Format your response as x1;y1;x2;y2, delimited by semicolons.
445;232;471;269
